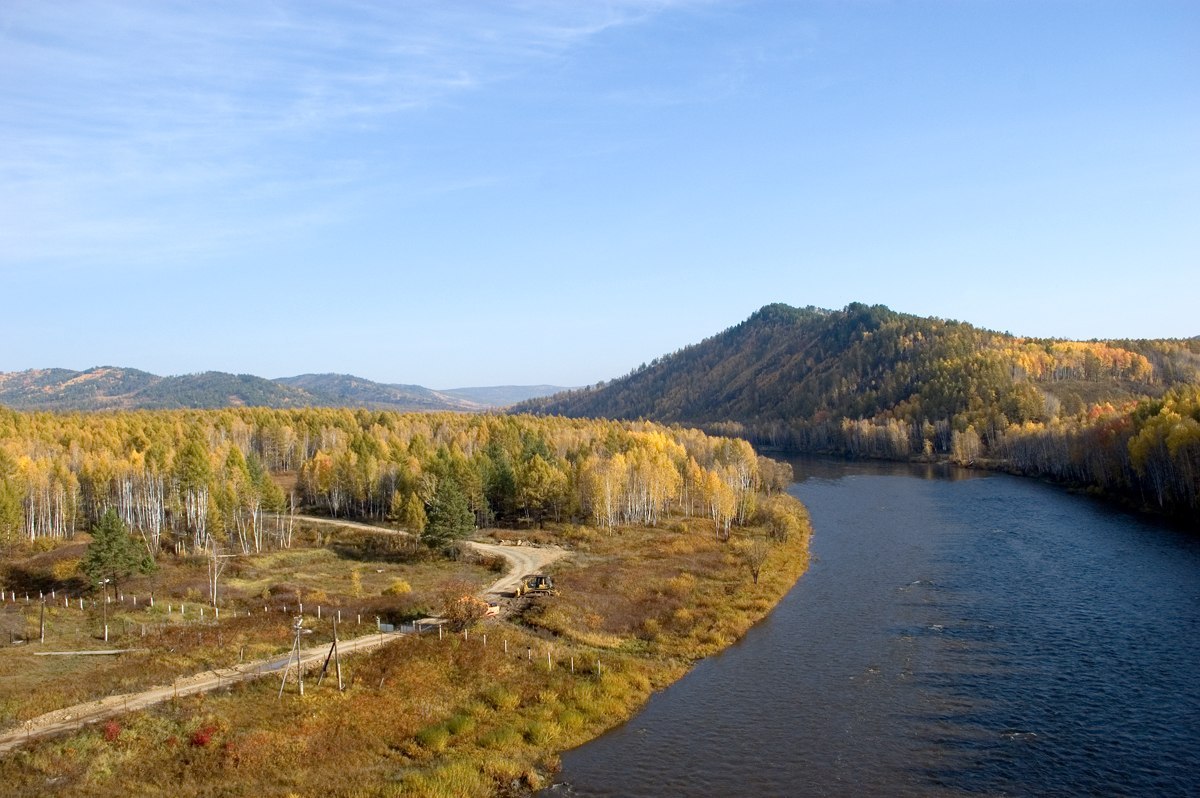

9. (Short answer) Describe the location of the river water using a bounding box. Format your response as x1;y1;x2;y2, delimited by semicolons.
545;459;1200;796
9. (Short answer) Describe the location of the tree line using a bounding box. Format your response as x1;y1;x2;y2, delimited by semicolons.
0;408;795;554
725;386;1200;519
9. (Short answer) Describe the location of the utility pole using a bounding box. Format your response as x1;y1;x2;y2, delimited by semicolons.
317;617;344;692
278;616;311;699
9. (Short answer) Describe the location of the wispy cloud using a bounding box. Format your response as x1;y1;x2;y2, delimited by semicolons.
0;0;711;269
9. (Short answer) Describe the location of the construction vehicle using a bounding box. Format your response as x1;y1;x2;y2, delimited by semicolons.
514;574;556;597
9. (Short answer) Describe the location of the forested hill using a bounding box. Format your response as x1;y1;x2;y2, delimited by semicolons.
520;303;1200;519
0;368;557;412
523;303;1198;426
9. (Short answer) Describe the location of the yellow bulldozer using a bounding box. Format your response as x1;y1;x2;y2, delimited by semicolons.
514;574;556;598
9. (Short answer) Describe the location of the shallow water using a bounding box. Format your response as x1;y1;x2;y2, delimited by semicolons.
545;459;1200;796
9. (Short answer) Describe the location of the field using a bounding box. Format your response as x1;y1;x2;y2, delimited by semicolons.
0;503;810;797
0;520;495;729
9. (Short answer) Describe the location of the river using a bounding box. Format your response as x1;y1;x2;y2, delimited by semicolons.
544;459;1200;796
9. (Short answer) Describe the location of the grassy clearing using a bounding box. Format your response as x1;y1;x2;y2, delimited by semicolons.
0;525;493;728
0;498;811;797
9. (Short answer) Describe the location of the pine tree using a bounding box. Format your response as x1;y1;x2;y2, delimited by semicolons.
422;479;473;550
82;508;155;594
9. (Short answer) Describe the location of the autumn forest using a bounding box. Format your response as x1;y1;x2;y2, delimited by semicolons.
525;303;1200;521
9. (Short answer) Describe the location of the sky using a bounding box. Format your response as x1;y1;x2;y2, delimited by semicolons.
2;1;1197;388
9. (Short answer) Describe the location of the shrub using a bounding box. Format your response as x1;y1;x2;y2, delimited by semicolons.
415;724;450;752
479;726;521;751
51;557;82;582
482;686;520;711
382;579;412;596
556;708;585;731
102;720;121;742
190;725;218;747
446;713;475;735
443;594;488;631
523;719;560;745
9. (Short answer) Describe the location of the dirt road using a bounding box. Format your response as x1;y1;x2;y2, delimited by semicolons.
282;515;569;597
0;628;402;754
0;519;567;755
467;540;569;597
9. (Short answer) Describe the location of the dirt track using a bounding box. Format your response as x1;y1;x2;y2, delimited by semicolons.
0;519;567;755
0;628;404;754
467;540;568;597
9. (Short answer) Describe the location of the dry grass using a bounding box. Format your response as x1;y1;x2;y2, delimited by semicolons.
0;532;494;728
0;497;811;797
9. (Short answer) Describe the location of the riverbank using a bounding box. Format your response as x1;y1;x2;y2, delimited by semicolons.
0;499;811;797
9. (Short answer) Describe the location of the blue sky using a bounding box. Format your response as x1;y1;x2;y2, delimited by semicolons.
2;1;1197;387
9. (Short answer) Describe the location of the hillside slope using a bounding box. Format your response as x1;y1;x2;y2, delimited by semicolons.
523;303;1199;431
522;303;1200;519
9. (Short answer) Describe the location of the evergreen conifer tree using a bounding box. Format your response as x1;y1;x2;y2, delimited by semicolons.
422;479;473;549
83;509;155;594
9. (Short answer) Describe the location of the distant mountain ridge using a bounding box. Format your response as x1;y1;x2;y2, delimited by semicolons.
439;385;570;407
0;367;565;412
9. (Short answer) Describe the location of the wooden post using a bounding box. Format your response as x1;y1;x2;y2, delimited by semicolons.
39;598;45;643
333;617;343;691
297;632;305;696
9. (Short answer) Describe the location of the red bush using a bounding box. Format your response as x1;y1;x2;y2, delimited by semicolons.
190;725;218;747
102;720;121;742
